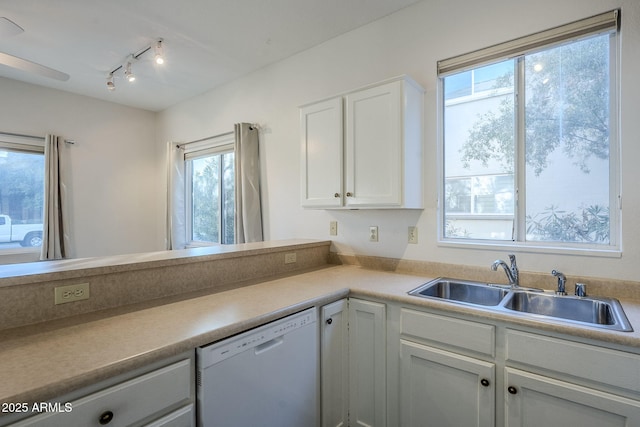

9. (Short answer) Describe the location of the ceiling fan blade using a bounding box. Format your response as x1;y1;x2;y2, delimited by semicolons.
0;17;24;37
0;51;69;81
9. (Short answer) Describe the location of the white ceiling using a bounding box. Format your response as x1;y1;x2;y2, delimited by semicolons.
0;0;421;112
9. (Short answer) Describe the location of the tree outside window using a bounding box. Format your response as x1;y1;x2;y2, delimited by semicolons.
443;33;614;246
189;151;235;245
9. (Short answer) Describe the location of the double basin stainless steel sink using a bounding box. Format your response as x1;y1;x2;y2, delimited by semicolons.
408;278;633;332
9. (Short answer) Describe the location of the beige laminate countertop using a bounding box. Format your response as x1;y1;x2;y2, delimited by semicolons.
2;264;640;412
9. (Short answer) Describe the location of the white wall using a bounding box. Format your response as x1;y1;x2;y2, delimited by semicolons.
0;77;160;262
158;0;640;282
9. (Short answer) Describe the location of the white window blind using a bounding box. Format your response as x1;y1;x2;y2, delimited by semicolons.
437;9;619;76
0;133;44;153
182;132;234;160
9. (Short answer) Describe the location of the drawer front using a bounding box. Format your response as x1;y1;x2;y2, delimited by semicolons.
13;359;192;427
505;329;640;394
145;404;194;427
401;308;495;357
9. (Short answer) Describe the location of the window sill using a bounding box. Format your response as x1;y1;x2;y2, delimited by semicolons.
438;238;622;258
0;247;41;265
185;241;222;249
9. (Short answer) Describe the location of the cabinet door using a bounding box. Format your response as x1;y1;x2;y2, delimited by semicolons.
349;299;386;427
345;81;402;207
11;359;192;427
400;340;495;427
321;299;349;427
300;97;344;207
505;368;640;427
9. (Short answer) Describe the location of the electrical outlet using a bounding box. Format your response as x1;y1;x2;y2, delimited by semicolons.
369;226;379;242
284;252;297;264
54;283;90;305
329;221;338;236
408;226;418;244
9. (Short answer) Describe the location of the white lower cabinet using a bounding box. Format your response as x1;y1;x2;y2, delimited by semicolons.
503;329;640;427
390;305;640;427
400;341;495;427
504;368;640;427
321;298;386;427
321;299;350;427
8;355;194;427
349;299;386;427
397;308;495;427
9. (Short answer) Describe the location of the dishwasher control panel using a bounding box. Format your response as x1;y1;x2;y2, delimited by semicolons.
198;307;317;367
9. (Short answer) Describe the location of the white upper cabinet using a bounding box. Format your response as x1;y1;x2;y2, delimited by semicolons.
300;97;344;208
300;76;424;209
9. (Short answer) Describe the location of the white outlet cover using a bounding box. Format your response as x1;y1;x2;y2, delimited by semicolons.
369;226;379;242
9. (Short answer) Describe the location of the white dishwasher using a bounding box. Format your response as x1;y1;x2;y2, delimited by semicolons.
196;307;319;427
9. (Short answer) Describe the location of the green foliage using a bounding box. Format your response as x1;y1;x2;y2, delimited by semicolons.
191;153;235;244
456;34;611;244
0;150;44;222
526;204;610;243
445;221;470;238
461;35;610;176
461;73;515;173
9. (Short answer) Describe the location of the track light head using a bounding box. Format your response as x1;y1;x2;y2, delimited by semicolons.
154;39;165;65
124;61;135;82
106;74;115;91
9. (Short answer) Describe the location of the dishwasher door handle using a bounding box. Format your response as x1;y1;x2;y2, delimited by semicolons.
255;336;284;355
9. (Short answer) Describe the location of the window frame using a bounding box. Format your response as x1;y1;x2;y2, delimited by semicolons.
182;133;235;247
0;133;45;255
436;11;621;257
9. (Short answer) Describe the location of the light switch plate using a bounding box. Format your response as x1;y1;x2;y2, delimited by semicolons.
408;226;418;244
329;221;338;236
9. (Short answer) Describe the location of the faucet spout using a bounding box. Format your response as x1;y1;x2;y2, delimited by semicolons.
491;254;519;288
552;269;567;295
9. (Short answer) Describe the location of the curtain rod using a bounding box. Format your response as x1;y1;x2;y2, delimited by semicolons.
0;131;76;144
177;124;259;149
181;130;234;147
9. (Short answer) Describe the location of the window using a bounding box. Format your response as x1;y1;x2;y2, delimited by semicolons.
439;10;619;252
0;134;45;249
184;134;235;245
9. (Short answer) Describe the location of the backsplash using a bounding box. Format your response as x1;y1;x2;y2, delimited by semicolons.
330;252;640;302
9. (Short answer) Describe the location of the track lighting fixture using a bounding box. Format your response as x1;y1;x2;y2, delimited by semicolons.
105;38;165;91
154;39;165;65
106;73;115;91
124;60;135;82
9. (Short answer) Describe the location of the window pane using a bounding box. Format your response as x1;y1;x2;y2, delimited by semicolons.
221;153;235;244
474;61;513;93
444;70;472;100
472;175;514;214
188;150;236;245
524;34;610;243
445;178;471;213
443;59;515;240
191;155;221;243
0;149;44;248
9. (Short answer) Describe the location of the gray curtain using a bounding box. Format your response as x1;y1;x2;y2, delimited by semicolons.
234;123;263;243
40;134;67;260
166;142;186;250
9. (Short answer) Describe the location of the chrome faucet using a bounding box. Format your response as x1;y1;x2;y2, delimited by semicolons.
491;254;519;288
552;270;567;295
